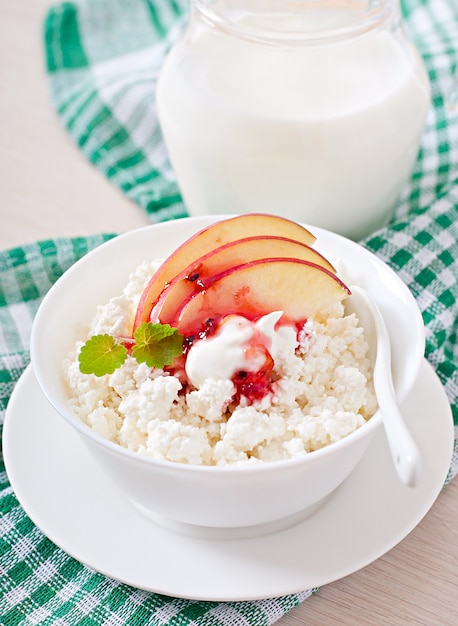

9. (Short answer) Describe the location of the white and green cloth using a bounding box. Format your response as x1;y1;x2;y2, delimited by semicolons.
1;0;458;624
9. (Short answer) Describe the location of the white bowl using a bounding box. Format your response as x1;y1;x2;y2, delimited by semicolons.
30;216;425;536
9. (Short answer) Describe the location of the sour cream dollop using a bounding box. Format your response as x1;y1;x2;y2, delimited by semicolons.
185;311;298;390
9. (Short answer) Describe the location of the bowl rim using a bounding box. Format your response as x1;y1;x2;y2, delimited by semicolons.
31;216;424;474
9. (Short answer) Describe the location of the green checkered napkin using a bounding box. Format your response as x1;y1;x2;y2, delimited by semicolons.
1;0;457;624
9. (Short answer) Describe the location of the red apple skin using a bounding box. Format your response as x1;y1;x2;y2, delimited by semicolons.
171;258;351;337
149;236;336;325
133;214;316;330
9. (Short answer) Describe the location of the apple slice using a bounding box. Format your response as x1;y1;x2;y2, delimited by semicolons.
172;258;351;337
134;214;316;329
150;236;336;325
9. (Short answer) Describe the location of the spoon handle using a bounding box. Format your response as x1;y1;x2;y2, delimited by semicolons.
351;286;422;487
374;360;422;488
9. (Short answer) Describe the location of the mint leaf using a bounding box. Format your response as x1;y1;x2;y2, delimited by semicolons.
132;322;184;368
78;334;128;376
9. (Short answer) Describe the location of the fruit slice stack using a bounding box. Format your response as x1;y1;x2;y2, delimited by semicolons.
134;213;351;339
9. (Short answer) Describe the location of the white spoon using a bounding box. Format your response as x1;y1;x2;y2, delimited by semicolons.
350;286;422;488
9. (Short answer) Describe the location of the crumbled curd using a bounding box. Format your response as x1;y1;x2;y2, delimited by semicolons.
63;259;377;465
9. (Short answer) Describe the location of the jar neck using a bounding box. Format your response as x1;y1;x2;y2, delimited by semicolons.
192;0;400;44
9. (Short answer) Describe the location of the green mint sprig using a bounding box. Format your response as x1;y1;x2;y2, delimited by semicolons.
132;322;184;368
78;334;128;376
78;322;184;377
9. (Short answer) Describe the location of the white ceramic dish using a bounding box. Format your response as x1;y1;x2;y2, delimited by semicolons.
29;216;425;531
3;360;453;601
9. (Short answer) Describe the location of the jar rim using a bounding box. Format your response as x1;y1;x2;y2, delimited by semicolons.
193;0;399;45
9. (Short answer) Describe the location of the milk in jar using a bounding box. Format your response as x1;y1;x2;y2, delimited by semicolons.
156;0;430;239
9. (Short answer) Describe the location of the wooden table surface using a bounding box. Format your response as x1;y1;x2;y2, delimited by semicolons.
1;3;457;625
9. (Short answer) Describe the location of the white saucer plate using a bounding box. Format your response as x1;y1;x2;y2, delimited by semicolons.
3;360;454;601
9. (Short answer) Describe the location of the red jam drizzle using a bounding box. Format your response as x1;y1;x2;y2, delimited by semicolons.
231;346;274;404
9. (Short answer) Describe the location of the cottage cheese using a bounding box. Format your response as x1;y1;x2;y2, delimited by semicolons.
63;260;377;465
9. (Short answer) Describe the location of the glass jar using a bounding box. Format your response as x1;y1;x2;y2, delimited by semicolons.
156;0;430;240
